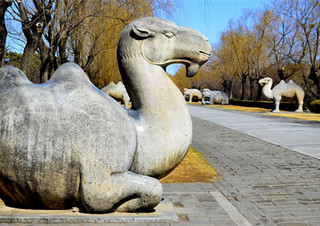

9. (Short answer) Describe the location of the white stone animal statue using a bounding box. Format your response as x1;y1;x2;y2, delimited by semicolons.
201;88;229;105
0;17;211;213
183;88;202;102
102;81;130;109
259;77;304;113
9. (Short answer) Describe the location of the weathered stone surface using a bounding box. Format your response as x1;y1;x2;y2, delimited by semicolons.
201;88;229;105
0;199;178;224
183;88;202;102
259;77;305;112
0;17;211;213
117;17;211;178
102;81;130;109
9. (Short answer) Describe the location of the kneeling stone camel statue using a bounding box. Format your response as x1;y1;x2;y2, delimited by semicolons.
0;17;211;213
102;81;130;109
259;77;304;113
183;88;202;102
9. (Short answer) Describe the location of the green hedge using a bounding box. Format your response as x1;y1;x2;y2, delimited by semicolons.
309;100;320;113
229;99;306;111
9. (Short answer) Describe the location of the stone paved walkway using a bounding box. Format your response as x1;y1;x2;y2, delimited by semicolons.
99;106;320;226
188;105;320;159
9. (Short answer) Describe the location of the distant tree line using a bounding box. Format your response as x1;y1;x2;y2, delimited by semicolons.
1;0;176;87
1;0;319;102
172;0;319;102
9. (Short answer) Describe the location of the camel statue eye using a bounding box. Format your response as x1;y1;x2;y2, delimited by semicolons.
164;31;174;38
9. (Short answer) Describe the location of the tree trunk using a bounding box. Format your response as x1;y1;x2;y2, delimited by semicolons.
277;67;285;81
20;37;41;75
39;39;50;83
228;81;233;99
308;67;320;99
0;0;12;66
241;74;247;100
255;77;263;100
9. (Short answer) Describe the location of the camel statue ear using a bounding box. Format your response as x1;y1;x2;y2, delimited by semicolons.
132;25;155;38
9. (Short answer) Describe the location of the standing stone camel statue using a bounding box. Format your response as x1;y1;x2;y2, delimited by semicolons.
102;81;130;109
259;77;305;113
201;88;229;105
0;17;211;213
183;88;202;102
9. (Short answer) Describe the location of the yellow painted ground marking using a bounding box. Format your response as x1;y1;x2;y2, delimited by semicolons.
160;147;220;183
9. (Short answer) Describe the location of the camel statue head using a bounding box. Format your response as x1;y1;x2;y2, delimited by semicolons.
118;17;212;78
258;77;273;86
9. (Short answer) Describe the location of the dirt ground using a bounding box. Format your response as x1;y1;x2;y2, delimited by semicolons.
160;147;220;183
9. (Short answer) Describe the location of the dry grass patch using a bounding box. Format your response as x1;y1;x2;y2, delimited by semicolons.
208;105;272;112
264;112;320;122
160;147;220;183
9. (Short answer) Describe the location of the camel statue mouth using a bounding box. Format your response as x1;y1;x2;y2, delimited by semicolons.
199;50;211;57
162;51;211;77
162;60;201;77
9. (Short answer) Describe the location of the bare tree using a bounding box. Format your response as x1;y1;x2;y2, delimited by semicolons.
37;0;105;82
249;9;272;100
8;0;54;77
265;1;299;81
288;0;319;98
0;0;13;66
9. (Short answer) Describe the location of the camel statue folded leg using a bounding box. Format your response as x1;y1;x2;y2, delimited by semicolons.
0;17;212;213
259;77;305;113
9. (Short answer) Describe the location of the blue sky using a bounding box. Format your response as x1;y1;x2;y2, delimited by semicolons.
158;0;270;45
156;0;270;74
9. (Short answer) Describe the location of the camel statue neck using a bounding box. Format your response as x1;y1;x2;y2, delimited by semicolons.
119;56;166;112
262;81;274;99
118;54;192;178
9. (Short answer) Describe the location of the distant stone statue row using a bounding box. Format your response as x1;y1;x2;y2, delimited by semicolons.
183;88;229;105
182;77;305;113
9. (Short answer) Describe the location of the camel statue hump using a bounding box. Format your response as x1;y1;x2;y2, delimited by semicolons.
0;62;138;211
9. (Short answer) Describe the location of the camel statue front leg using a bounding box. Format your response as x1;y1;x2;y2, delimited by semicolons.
273;99;281;113
295;100;304;112
295;104;303;112
189;94;193;102
114;172;162;212
123;96;130;109
80;165;162;213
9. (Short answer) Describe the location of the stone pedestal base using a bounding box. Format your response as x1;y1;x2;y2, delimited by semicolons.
0;199;178;224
